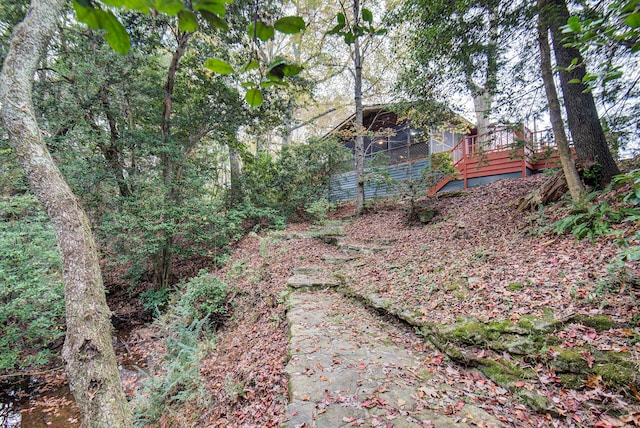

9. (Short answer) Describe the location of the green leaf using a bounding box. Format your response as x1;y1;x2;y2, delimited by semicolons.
283;64;303;77
375;28;388;35
621;0;639;13
566;16;581;32
241;81;257;88
74;2;131;54
266;59;288;79
362;8;373;23
569;78;582;83
245;89;263;107
261;80;288;88
155;0;184;15
178;10;198;32
274;16;306;34
239;60;259;73
625;12;640;29
248;21;275;41
205;58;234;74
73;0;101;28
199;10;229;31
99;10;131;54
603;70;623;82
327;23;345;35
122;0;152;13
102;0;126;7
343;32;355;44
268;58;287;68
193;0;228;17
337;12;346;25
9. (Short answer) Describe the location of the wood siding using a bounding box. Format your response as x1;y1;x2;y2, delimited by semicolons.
330;158;430;202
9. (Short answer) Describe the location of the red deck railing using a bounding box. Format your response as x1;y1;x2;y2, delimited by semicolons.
431;126;566;194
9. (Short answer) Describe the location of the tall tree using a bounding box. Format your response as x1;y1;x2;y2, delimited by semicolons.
546;0;620;186
398;0;503;134
538;0;586;202
328;0;387;216
0;0;132;425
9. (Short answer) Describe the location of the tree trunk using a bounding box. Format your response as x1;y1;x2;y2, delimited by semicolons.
517;169;568;211
99;86;131;198
537;0;586;202
464;7;498;137
547;0;620;186
353;0;365;216
155;31;190;288
228;143;243;206
470;83;493;136
0;1;132;426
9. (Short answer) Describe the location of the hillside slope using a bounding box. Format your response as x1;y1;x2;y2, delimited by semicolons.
193;174;639;427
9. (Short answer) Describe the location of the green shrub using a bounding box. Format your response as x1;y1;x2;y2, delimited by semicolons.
551;169;640;291
100;194;285;289
0;195;65;370
132;312;210;426
304;199;335;222
552;182;640;242
240;137;350;220
132;271;228;425
140;287;172;316
613;168;640;205
177;270;228;324
0;143;28;196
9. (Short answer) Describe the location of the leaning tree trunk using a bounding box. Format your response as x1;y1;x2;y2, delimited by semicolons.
547;0;620;186
538;0;586;202
0;0;132;427
353;0;365;216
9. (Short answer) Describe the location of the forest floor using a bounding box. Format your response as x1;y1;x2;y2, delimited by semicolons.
9;173;639;427
190;173;639;427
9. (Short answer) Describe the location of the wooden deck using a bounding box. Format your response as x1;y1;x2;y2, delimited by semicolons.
430;127;569;194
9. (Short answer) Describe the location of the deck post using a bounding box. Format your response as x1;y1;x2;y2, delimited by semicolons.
463;136;469;189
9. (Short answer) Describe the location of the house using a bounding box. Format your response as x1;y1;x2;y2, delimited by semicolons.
328;106;566;202
328;105;468;202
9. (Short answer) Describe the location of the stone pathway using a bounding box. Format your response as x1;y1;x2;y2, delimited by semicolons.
283;281;503;427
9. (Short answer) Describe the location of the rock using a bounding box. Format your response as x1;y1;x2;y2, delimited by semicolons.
321;254;357;264
337;242;389;255
287;274;339;289
467;276;482;286
369;237;399;245
418;209;438;224
271;231;310;240
284;292;480;427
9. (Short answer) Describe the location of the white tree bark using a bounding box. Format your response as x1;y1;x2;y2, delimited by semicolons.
471;85;493;136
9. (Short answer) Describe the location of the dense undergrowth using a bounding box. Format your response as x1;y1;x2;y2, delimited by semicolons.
0;195;65;370
0;137;347;377
132;270;229;426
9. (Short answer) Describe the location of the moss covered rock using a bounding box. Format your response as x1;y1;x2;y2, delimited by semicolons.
573;314;617;331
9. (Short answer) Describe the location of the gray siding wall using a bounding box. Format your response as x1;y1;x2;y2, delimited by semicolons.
329;158;431;202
